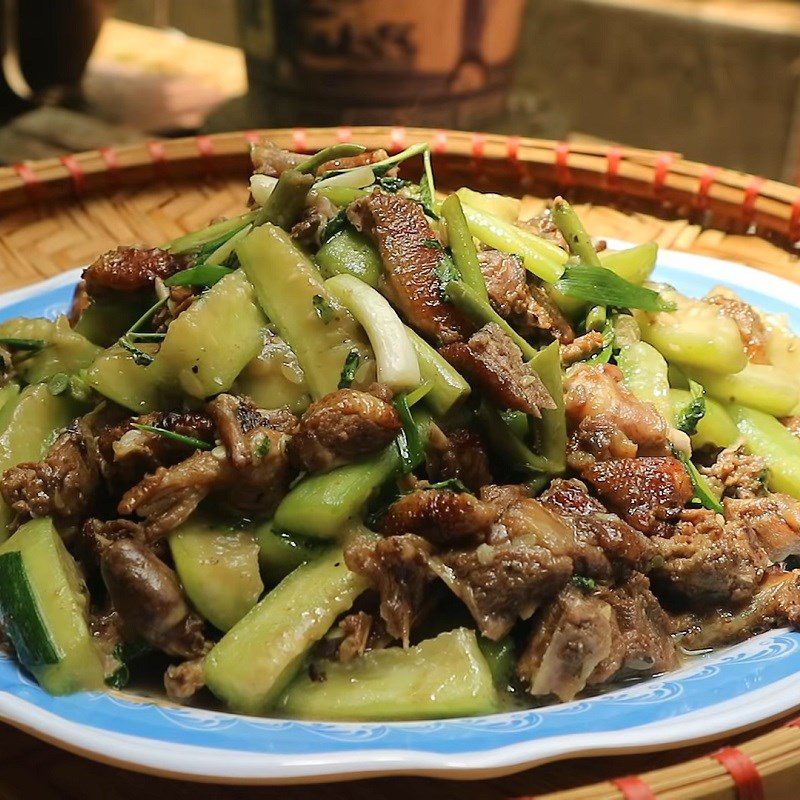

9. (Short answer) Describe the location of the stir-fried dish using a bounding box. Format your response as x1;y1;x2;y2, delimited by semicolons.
1;141;800;721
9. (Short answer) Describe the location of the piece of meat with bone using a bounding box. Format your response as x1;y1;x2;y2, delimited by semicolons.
82;246;189;298
724;493;800;564
344;533;433;647
649;508;766;609
700;444;766;499
250;140;305;176
539;478;654;581
286;387;400;473
315;149;389;175
675;568;800;650
565;363;671;465
379;488;497;547
164;657;206;703
347;191;471;344
1;419;101;531
516;208;568;251
440;323;555;417
85;519;208;659
581;456;693;537
706;293;769;364
425;425;493;492
291;192;339;249
477;249;575;344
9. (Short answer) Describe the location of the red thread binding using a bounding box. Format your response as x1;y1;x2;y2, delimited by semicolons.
291;128;308;152
610;775;656;800
606;145;622;186
147;140;168;178
195;135;214;158
471;132;487;160
554;142;572;186
787;713;800;728
696;165;718;209
336;127;352;143
59;154;86;195
711;747;763;800
243;130;260;146
506;135;520;163
432;130;448;154
389;126;407;152
99;147;119;173
741;176;765;222
653;152;674;193
12;162;43;201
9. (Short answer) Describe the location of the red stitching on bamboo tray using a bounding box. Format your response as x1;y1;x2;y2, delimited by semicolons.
291;128;308;152
432;129;448;154
741;176;765;223
610;775;657;800
99;147;120;186
243;130;260;146
389;126;407;153
471;132;487;160
59;154;86;195
711;747;764;800
506;135;521;163
788;197;800;242
554;142;572;186
195;135;215;174
12;162;43;201
605;145;622;187
653;152;674;194
147;140;168;178
696;165;718;209
336;127;352;143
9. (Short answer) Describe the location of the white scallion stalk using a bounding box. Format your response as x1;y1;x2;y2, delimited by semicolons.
249;174;279;206
324;274;420;392
205;224;253;266
314;165;375;190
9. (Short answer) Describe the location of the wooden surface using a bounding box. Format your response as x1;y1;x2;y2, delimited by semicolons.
1;127;800;798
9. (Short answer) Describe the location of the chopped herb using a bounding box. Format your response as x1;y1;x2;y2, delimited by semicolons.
256;435;271;457
0;337;46;351
554;264;677;313
405;380;433;407
69;372;93;402
164;263;233;288
417;148;438;218
378;176;409;193
572;576;597;593
677;449;723;514
105;662;129;690
365;478;402;528
434;252;460;297
422;237;444;250
128;332;166;341
393;392;425;474
132;423;213;451
45;372;69;396
119;338;154;366
322;208;348;242
117;296;168;367
338;349;360;389
424;478;471;494
676;380;707;436
312;294;335;324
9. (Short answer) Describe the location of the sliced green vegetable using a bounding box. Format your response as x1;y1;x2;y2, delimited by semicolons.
164;211;257;254
669;389;738;449
0;518;106;693
338;349;360;389
316;186;369;207
554;265;675;313
204;545;369;714
616;341;672;421
455;187;520;223
528;341;567;473
405;327;470;416
74;296;152;348
252;520;325;585
477;401;548;474
238;224;372;399
674;380;706;436
417;148;438;217
254;169;314;229
297;143;366;175
316;228;383;288
131;423;212;451
394;392;424;473
728;404;800;498
278;629;498;720
163;263;232;288
87;343;165;413
0;383;20;417
477;635;516;689
326;274;420;392
599;242;658;285
677;450;723;514
442;194;488;302
551;196;602;267
169;517;263;632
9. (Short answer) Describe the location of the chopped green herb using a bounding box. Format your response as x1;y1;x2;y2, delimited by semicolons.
0;337;45;351
585;305;607;332
128;332;166;341
69;372;93;402
434;252;460;295
45;372;69;396
378;176;409;193
256;435;271;457
572;576;597;592
321;208;348;242
132;423;213;451
676;380;707;436
393;392;425;474
417;148;438;218
554;264;676;313
422;237;444;250
312;294;335;324
119;338;154;366
677;449;723;514
424;478;471;494
164;263;232;288
338;348;360;389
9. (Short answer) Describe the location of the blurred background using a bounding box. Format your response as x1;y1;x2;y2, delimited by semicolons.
0;0;797;181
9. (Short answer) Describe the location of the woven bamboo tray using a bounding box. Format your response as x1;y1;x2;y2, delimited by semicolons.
0;126;799;799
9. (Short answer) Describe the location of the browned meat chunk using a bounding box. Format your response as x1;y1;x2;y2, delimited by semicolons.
316;149;388;175
291;192;339;248
700;444;766;499
540;478;653;580
724;493;800;564
565;364;671;466
68;280;91;325
379;488;497;547
348;191;471;344
250;140;304;176
86;521;207;658
440;323;555;416
781;416;800;439
516;208;568;251
344;534;433;646
164;657;206;703
516;584;613;701
286;388;400;473
477;249;574;344
706;294;769;363
581;457;693;537
560;331;605;366
426;426;493;492
1;421;100;530
335;611;378;663
649;508;766;608
151;285;198;332
677;569;800;649
82;246;188;297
